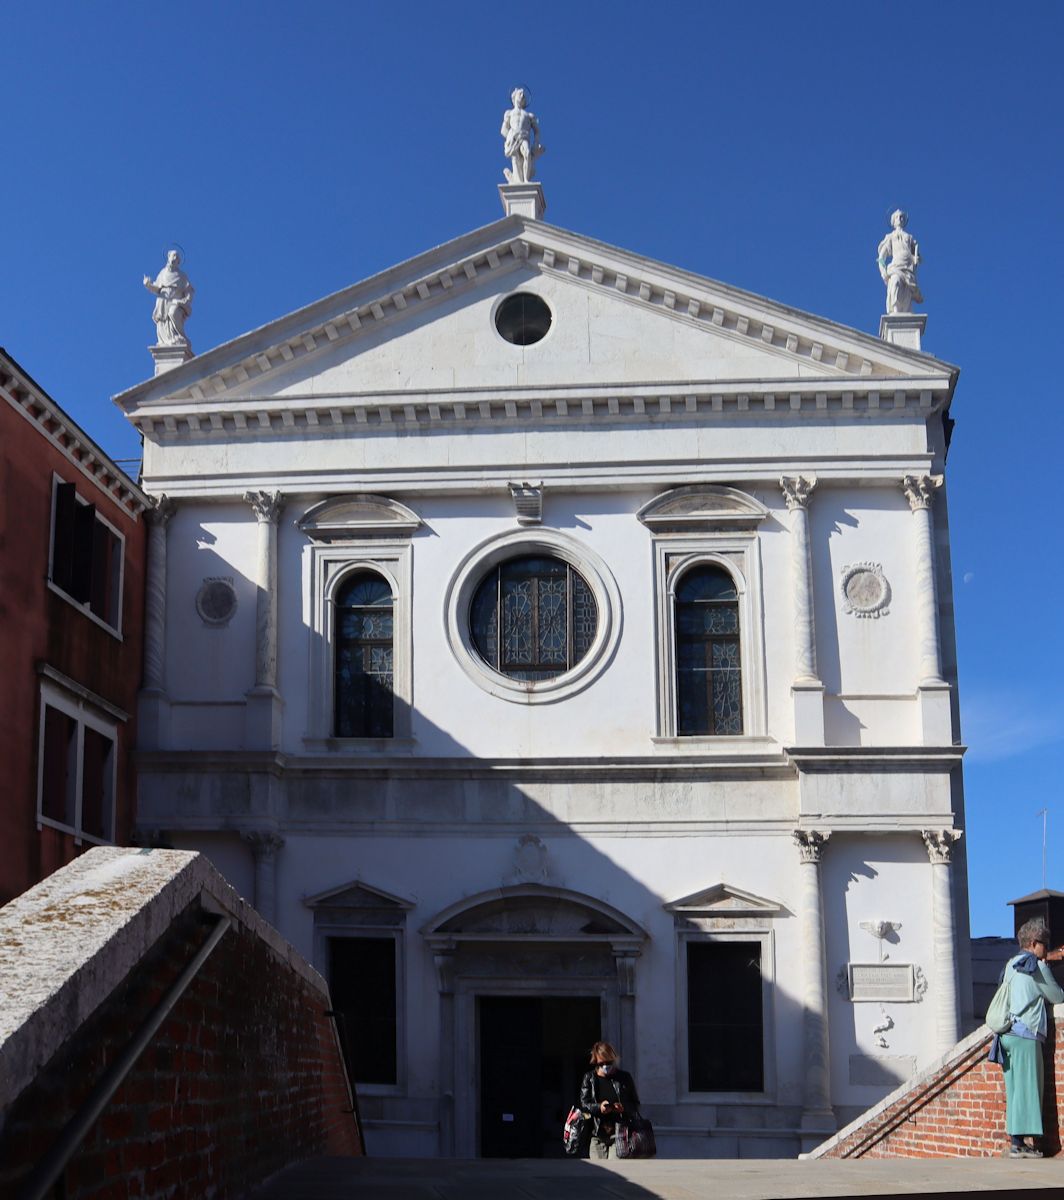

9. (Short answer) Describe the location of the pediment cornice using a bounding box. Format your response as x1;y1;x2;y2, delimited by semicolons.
114;217;957;421
664;882;785;917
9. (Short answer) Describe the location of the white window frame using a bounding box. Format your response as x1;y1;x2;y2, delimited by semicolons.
314;926;407;1097
443;528;622;704
47;472;126;640
676;927;777;1104
304;540;413;750
651;534;768;743
36;674;121;845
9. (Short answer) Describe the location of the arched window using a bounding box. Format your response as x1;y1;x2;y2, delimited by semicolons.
334;572;394;738
469;555;597;682
675;564;742;736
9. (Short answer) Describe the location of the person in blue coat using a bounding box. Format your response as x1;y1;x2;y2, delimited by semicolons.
997;919;1064;1158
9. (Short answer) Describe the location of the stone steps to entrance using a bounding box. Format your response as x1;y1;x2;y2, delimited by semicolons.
247;1155;1063;1199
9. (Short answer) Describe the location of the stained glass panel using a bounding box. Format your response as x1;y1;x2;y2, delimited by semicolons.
675;564;742;736
334;570;394;738
470;555;598;681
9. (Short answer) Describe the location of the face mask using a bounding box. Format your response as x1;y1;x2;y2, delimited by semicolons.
597;1062;617;1074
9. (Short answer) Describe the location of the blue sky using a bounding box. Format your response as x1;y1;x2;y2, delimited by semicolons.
4;2;1061;935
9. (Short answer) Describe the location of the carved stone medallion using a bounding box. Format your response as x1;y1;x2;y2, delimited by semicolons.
840;562;891;618
196;577;237;626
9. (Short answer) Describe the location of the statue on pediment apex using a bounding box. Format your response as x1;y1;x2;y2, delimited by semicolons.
500;86;544;185
877;210;923;314
143;249;194;348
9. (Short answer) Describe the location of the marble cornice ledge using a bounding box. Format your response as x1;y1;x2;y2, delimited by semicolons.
133;749;797;782
786;745;965;774
127;377;954;440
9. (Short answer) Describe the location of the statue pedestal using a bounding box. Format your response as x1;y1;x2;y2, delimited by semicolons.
879;313;926;352
150;343;193;376
499;182;546;221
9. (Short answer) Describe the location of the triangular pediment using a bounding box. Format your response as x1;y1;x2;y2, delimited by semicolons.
304;878;414;911
115;216;956;438
665;883;784;917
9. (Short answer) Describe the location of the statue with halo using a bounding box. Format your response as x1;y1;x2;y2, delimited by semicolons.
143;249;194;349
877;210;923;314
500;87;545;184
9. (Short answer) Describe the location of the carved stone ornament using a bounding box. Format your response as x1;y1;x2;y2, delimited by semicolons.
913;965;928;1002
241;829;285;857
244;489;284;523
508;834;550;885
508;482;544;526
146;493;175;526
902;474;942;512
922;828;962;864
859;919;902;961
780;475;817;511
195;577;237;627
500;86;544;184
841;562;891;619
794;829;831;863
836;965;850;997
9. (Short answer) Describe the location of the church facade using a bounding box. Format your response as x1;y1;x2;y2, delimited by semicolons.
116;185;970;1158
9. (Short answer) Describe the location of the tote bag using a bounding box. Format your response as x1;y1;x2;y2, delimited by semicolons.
614;1115;657;1159
985;975;1013;1035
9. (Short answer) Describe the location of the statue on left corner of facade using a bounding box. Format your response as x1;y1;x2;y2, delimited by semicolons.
877;209;923;314
500;86;545;184
143;249;194;348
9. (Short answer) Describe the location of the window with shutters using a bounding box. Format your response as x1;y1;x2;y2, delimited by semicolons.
48;476;124;634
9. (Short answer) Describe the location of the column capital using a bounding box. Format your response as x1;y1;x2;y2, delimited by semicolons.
244;489;284;523
780;475;818;511
146;493;175;527
922;828;962;864
794;829;831;863
242;829;285;858
902;474;942;512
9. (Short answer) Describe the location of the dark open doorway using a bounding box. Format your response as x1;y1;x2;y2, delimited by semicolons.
479;995;601;1158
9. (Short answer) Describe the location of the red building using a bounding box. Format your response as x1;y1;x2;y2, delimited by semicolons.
0;349;148;904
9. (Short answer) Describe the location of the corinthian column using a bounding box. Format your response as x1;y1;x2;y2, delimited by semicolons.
794;830;835;1137
242;829;285;926
243;490;284;748
902;475;944;686
781;477;824;745
923;829;962;1054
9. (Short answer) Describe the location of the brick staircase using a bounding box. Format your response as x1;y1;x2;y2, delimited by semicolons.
808;1007;1063;1159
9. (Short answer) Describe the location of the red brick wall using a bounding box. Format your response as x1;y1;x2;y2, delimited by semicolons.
0;370;146;905
819;1016;1062;1159
0;902;361;1198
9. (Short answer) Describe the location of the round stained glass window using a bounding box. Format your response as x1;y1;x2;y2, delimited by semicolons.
494;293;552;346
469;555;597;681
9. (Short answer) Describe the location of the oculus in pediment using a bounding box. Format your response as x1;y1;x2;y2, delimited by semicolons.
303;878;415;911
664;882;784;917
637;486;769;533
421;884;646;948
297;494;421;541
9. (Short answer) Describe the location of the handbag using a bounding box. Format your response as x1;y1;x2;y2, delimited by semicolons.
562;1106;591;1157
614;1114;657;1159
985;974;1013;1035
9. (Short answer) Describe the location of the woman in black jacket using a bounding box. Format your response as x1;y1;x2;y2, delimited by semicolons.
578;1041;640;1159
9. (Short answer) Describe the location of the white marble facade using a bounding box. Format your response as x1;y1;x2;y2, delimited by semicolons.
116;211;970;1157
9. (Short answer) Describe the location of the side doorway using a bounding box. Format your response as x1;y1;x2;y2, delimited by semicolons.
479;995;600;1158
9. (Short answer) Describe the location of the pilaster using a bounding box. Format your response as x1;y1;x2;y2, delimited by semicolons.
923;829;963;1053
242;829;285;927
781;476;824;745
244;490;284;748
139;494;175;749
793;829;835;1142
903;475;951;745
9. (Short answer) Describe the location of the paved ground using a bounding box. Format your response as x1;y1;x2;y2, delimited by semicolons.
247;1155;1063;1200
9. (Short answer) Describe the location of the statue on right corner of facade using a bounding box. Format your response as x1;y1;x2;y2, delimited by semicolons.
877;209;923;314
500;86;545;185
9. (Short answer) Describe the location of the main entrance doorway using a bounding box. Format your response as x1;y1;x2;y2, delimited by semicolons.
479;995;600;1158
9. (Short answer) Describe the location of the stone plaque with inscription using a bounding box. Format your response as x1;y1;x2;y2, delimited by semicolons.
847;963;915;1002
